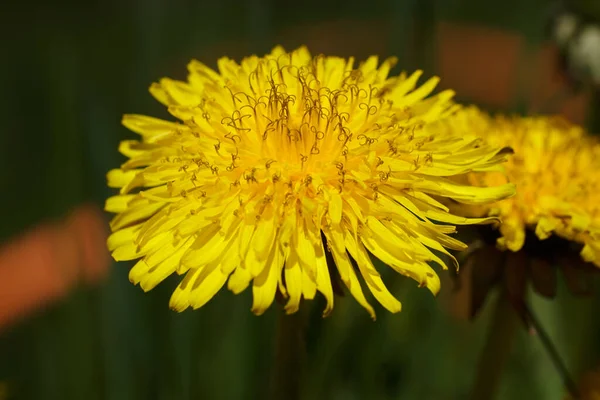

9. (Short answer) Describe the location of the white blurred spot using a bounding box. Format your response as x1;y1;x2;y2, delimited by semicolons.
554;13;579;46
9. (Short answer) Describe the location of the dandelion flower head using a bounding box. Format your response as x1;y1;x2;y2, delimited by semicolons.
451;106;600;265
105;46;514;318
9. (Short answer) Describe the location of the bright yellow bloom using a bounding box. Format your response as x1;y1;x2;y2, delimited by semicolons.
105;46;514;318
450;106;600;265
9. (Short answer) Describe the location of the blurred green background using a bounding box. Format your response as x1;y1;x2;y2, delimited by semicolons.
1;0;600;399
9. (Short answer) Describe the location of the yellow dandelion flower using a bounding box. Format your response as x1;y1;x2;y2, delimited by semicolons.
105;46;514;318
452;106;600;264
442;106;600;319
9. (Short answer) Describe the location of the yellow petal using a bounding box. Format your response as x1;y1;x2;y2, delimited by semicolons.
149;83;171;106
581;243;597;263
107;224;142;251
301;268;317;300
228;267;252;294
189;265;229;310
107;169;138;188
187;59;222;89
284;250;303;314
388;70;423;100
105;195;136;213
425;209;498;225
111;242;147;261
136;237;194;291
109;201;166;231
397;76;440;106
169;269;201;312
121;114;183;141
247;209;278;277
412;176;516;204
314;240;334;317
328;191;343;225
327;236;375;319
251;245;283;315
345;234;402;313
180;224;223;269
295;222;317;281
155;78;202;106
535;216;558;240
238;222;256;260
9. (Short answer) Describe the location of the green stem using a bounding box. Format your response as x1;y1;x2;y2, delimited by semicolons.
522;304;580;398
470;289;518;400
269;308;309;400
